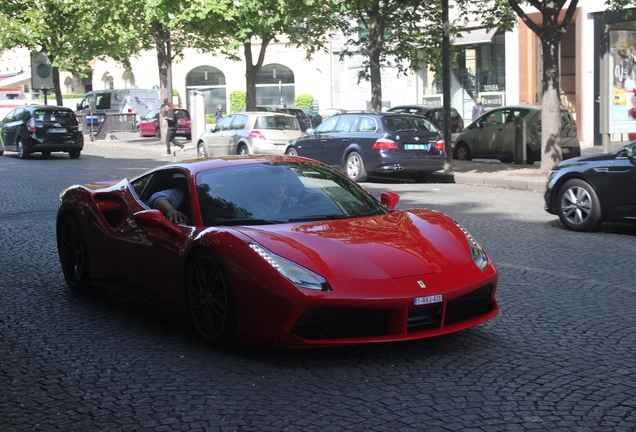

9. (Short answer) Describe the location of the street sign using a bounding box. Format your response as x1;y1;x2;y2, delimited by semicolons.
31;52;54;90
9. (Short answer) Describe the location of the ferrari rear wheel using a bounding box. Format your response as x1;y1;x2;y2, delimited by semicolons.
57;216;90;291
187;252;236;346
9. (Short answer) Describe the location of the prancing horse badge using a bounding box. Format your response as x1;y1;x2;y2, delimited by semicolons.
417;281;426;289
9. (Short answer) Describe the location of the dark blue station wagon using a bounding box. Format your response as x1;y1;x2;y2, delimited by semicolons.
285;111;445;182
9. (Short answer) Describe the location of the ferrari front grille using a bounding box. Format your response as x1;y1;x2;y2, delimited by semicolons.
443;284;494;326
291;307;389;340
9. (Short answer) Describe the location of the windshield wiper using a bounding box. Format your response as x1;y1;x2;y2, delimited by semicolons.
287;214;354;222
214;218;282;226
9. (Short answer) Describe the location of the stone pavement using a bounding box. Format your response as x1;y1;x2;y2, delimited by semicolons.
84;132;625;192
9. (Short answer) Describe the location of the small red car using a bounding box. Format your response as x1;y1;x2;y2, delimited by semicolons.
137;108;191;140
56;155;498;348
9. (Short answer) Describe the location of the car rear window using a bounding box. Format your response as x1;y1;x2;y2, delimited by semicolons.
282;109;307;119
255;116;299;130
382;116;438;133
33;109;77;124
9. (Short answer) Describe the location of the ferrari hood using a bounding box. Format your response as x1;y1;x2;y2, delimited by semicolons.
235;210;473;280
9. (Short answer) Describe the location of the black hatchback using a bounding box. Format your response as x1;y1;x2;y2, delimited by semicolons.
0;105;84;159
544;141;636;231
285;111;445;182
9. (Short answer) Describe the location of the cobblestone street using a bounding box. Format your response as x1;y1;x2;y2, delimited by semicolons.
1;146;635;431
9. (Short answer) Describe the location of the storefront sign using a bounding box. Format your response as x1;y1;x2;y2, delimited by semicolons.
480;92;505;109
421;95;442;106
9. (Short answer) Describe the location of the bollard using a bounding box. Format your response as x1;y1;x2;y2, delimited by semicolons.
513;116;527;164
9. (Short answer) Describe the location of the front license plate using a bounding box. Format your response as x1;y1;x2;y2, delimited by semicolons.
48;128;67;133
404;143;429;150
413;294;442;306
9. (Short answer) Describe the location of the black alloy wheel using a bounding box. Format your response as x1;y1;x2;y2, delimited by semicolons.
187;252;236;346
57;216;90;291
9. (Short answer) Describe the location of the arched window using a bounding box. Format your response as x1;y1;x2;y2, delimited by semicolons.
186;66;227;118
64;77;75;94
101;72;114;89
122;70;135;89
256;64;295;106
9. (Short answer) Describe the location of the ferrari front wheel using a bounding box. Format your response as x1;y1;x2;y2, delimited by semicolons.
187;252;236;346
57;216;90;291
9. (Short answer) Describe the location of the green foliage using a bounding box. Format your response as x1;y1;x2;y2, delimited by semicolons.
206;113;215;124
229;90;246;113
295;94;314;112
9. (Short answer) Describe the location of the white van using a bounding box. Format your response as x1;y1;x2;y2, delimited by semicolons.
76;89;160;121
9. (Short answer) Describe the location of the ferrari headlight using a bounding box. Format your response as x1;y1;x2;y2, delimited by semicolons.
455;222;489;271
248;242;330;291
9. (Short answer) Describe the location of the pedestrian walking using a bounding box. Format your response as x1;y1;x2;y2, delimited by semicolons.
215;104;224;122
472;97;485;121
164;105;184;155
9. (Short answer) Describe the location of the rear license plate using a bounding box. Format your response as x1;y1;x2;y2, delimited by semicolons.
48;128;68;133
562;147;570;153
413;294;442;306
404;144;429;150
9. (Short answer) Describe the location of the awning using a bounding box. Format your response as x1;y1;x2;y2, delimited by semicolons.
453;28;497;46
0;72;30;88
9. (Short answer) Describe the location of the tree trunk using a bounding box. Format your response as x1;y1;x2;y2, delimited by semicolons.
52;66;63;106
368;20;384;111
153;22;173;137
244;37;271;111
539;34;563;172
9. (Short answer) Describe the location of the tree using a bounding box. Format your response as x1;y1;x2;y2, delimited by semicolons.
189;0;335;111
507;0;579;172
0;0;144;105
334;1;515;110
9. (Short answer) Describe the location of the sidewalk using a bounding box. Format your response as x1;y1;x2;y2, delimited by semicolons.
84;132;625;192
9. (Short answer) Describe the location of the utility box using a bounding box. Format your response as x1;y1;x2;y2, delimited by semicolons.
513;116;527;164
189;91;206;147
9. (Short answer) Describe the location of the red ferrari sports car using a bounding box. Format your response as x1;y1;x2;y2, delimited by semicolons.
56;155;498;348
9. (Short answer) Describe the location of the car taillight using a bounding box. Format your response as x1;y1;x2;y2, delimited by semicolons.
248;130;266;140
458;118;464;130
536;119;541;133
572;120;577;133
27;118;35;132
77;117;83;132
434;140;445;151
372;138;398;149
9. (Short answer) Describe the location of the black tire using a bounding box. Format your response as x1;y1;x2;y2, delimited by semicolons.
17;139;29;159
345;151;367;182
197;142;207;158
186;134;192;141
285;147;298;156
187;252;236;346
237;144;248;155
155;127;161;138
0;151;3;156
69;149;81;159
57;216;90;291
555;179;602;231
42;151;51;158
454;142;471;161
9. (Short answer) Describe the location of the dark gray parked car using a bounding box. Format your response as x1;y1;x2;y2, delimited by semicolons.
285;111;445;182
453;105;581;164
387;104;464;133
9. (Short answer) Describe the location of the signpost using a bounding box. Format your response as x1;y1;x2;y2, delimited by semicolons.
31;52;54;104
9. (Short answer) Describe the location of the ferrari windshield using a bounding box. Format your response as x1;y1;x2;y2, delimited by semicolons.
195;162;388;226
